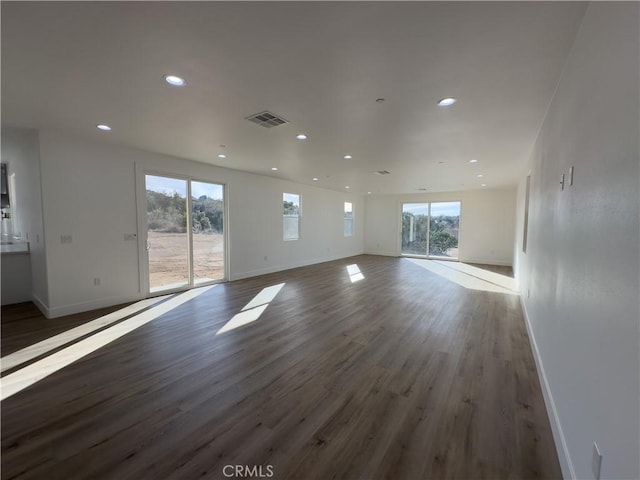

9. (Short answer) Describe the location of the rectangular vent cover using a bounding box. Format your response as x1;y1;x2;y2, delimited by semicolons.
246;111;289;128
374;170;391;175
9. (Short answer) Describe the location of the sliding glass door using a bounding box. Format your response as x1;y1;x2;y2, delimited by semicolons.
428;202;460;259
401;203;429;255
145;174;225;293
191;181;225;285
401;201;460;259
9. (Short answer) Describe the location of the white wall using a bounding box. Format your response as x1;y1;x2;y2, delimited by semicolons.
514;3;639;479
36;129;364;317
364;188;516;266
1;127;49;308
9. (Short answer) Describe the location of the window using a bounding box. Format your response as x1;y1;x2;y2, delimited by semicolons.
344;202;353;237
401;201;461;259
283;193;300;240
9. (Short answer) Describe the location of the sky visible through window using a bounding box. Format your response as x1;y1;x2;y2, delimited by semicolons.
404;201;460;216
146;175;223;200
283;193;300;205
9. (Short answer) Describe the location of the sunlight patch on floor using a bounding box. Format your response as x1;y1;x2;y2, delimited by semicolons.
1;285;216;401
406;258;518;295
347;264;365;283
1;295;169;373
216;283;285;335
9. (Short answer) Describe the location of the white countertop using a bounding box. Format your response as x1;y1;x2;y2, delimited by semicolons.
1;239;30;255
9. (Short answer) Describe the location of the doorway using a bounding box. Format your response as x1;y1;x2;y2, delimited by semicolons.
145;174;225;293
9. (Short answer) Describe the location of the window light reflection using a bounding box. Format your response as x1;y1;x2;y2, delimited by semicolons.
347;264;365;283
216;283;285;335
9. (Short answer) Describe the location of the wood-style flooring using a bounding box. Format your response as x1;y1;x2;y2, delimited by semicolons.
1;255;561;479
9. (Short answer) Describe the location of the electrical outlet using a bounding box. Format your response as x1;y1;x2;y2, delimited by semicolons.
93;277;101;287
124;233;137;241
264;256;267;261
60;234;72;244
592;442;602;480
527;289;531;299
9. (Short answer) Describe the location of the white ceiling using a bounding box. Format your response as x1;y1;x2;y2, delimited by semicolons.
2;2;587;195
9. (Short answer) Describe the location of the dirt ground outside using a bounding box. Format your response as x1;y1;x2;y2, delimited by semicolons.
148;231;224;289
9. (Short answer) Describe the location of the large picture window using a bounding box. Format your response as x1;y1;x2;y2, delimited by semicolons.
283;193;300;241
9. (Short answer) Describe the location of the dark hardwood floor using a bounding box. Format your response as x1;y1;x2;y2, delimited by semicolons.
1;255;561;479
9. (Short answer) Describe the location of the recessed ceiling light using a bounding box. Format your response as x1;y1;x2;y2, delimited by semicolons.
271;167;278;171
296;134;308;140
312;177;318;181
477;174;484;178
367;192;372;195
164;74;186;86
469;159;478;163
481;183;487;187
344;155;352;159
345;186;350;189
217;154;226;159
437;97;457;107
376;98;385;103
96;124;111;131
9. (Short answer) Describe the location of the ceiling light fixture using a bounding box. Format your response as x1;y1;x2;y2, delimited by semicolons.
312;177;319;181
367;192;372;195
296;134;308;140
271;167;278;171
217;154;226;159
437;97;457;107
477;174;484;178
345;186;350;189
96;124;111;131
469;159;478;163
164;74;186;86
344;155;352;160
481;183;487;187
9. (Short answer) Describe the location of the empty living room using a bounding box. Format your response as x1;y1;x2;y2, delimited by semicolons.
1;2;638;479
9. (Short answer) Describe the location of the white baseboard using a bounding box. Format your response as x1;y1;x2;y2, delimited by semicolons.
31;293;50;318
45;293;144;319
362;250;398;257
461;257;513;266
519;297;575;479
230;251;365;281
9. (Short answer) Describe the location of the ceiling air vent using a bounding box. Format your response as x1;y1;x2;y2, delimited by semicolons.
374;170;391;175
246;111;289;128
